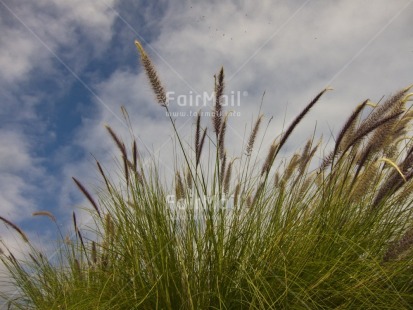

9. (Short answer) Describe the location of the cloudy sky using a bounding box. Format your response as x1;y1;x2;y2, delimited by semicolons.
0;0;412;290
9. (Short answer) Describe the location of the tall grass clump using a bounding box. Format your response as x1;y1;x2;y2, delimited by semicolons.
1;41;413;309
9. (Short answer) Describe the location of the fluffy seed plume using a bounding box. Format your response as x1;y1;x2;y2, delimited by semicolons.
276;88;331;158
383;228;413;262
186;168;192;190
363;87;410;130
220;152;227;187
224;161;232;196
132;139;138;172
0;216;29;243
32;211;56;223
195;112;201;160
299;139;312;174
350;162;379;202
73;211;78;233
92;241;97;264
334;99;369;156
261;140;278;176
218;115;228;160
135;40;167;106
283;153;300;182
213;67;225;136
123;155;130;187
72;177;102;219
345;111;404;155
97;161;112;194
234;183;241;208
196;128;207;167
175;172;185;201
252;182;265;206
105;125;127;159
246;114;263;156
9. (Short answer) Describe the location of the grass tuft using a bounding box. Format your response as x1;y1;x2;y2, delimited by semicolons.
1;42;413;310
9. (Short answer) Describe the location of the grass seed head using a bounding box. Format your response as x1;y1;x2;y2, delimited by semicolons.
135;40;167;106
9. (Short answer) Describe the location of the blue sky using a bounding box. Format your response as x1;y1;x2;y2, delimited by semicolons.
0;0;412;281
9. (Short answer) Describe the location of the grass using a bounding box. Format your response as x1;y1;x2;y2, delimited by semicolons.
1;40;413;309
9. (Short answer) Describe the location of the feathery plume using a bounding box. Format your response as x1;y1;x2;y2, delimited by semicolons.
350;162;379;202
213;67;225;136
334;99;369;156
234;183;241;208
196;128;207;167
252;182;265;206
383;228;413;262
175;172;185;201
246;114;263;156
72;177;102;219
186;168;192;190
0;216;29;243
132;139;138;172
135;40;167;106
97;160;112;194
218;116;228;160
261;140;277;176
123;155;129;187
345;111;403;154
276;88;331;158
105;125;127;159
92;241;97;265
220;152;227;187
195;112;201;160
73;211;78;233
364;87;410;127
32;211;56;223
299;139;313;174
283;153;301;182
224;161;232;196
274;172;280;188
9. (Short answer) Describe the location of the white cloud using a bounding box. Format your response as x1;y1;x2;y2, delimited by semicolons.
0;0;119;236
0;131;37;220
0;0;117;85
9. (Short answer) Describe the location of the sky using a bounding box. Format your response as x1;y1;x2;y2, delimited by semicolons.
0;0;412;296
